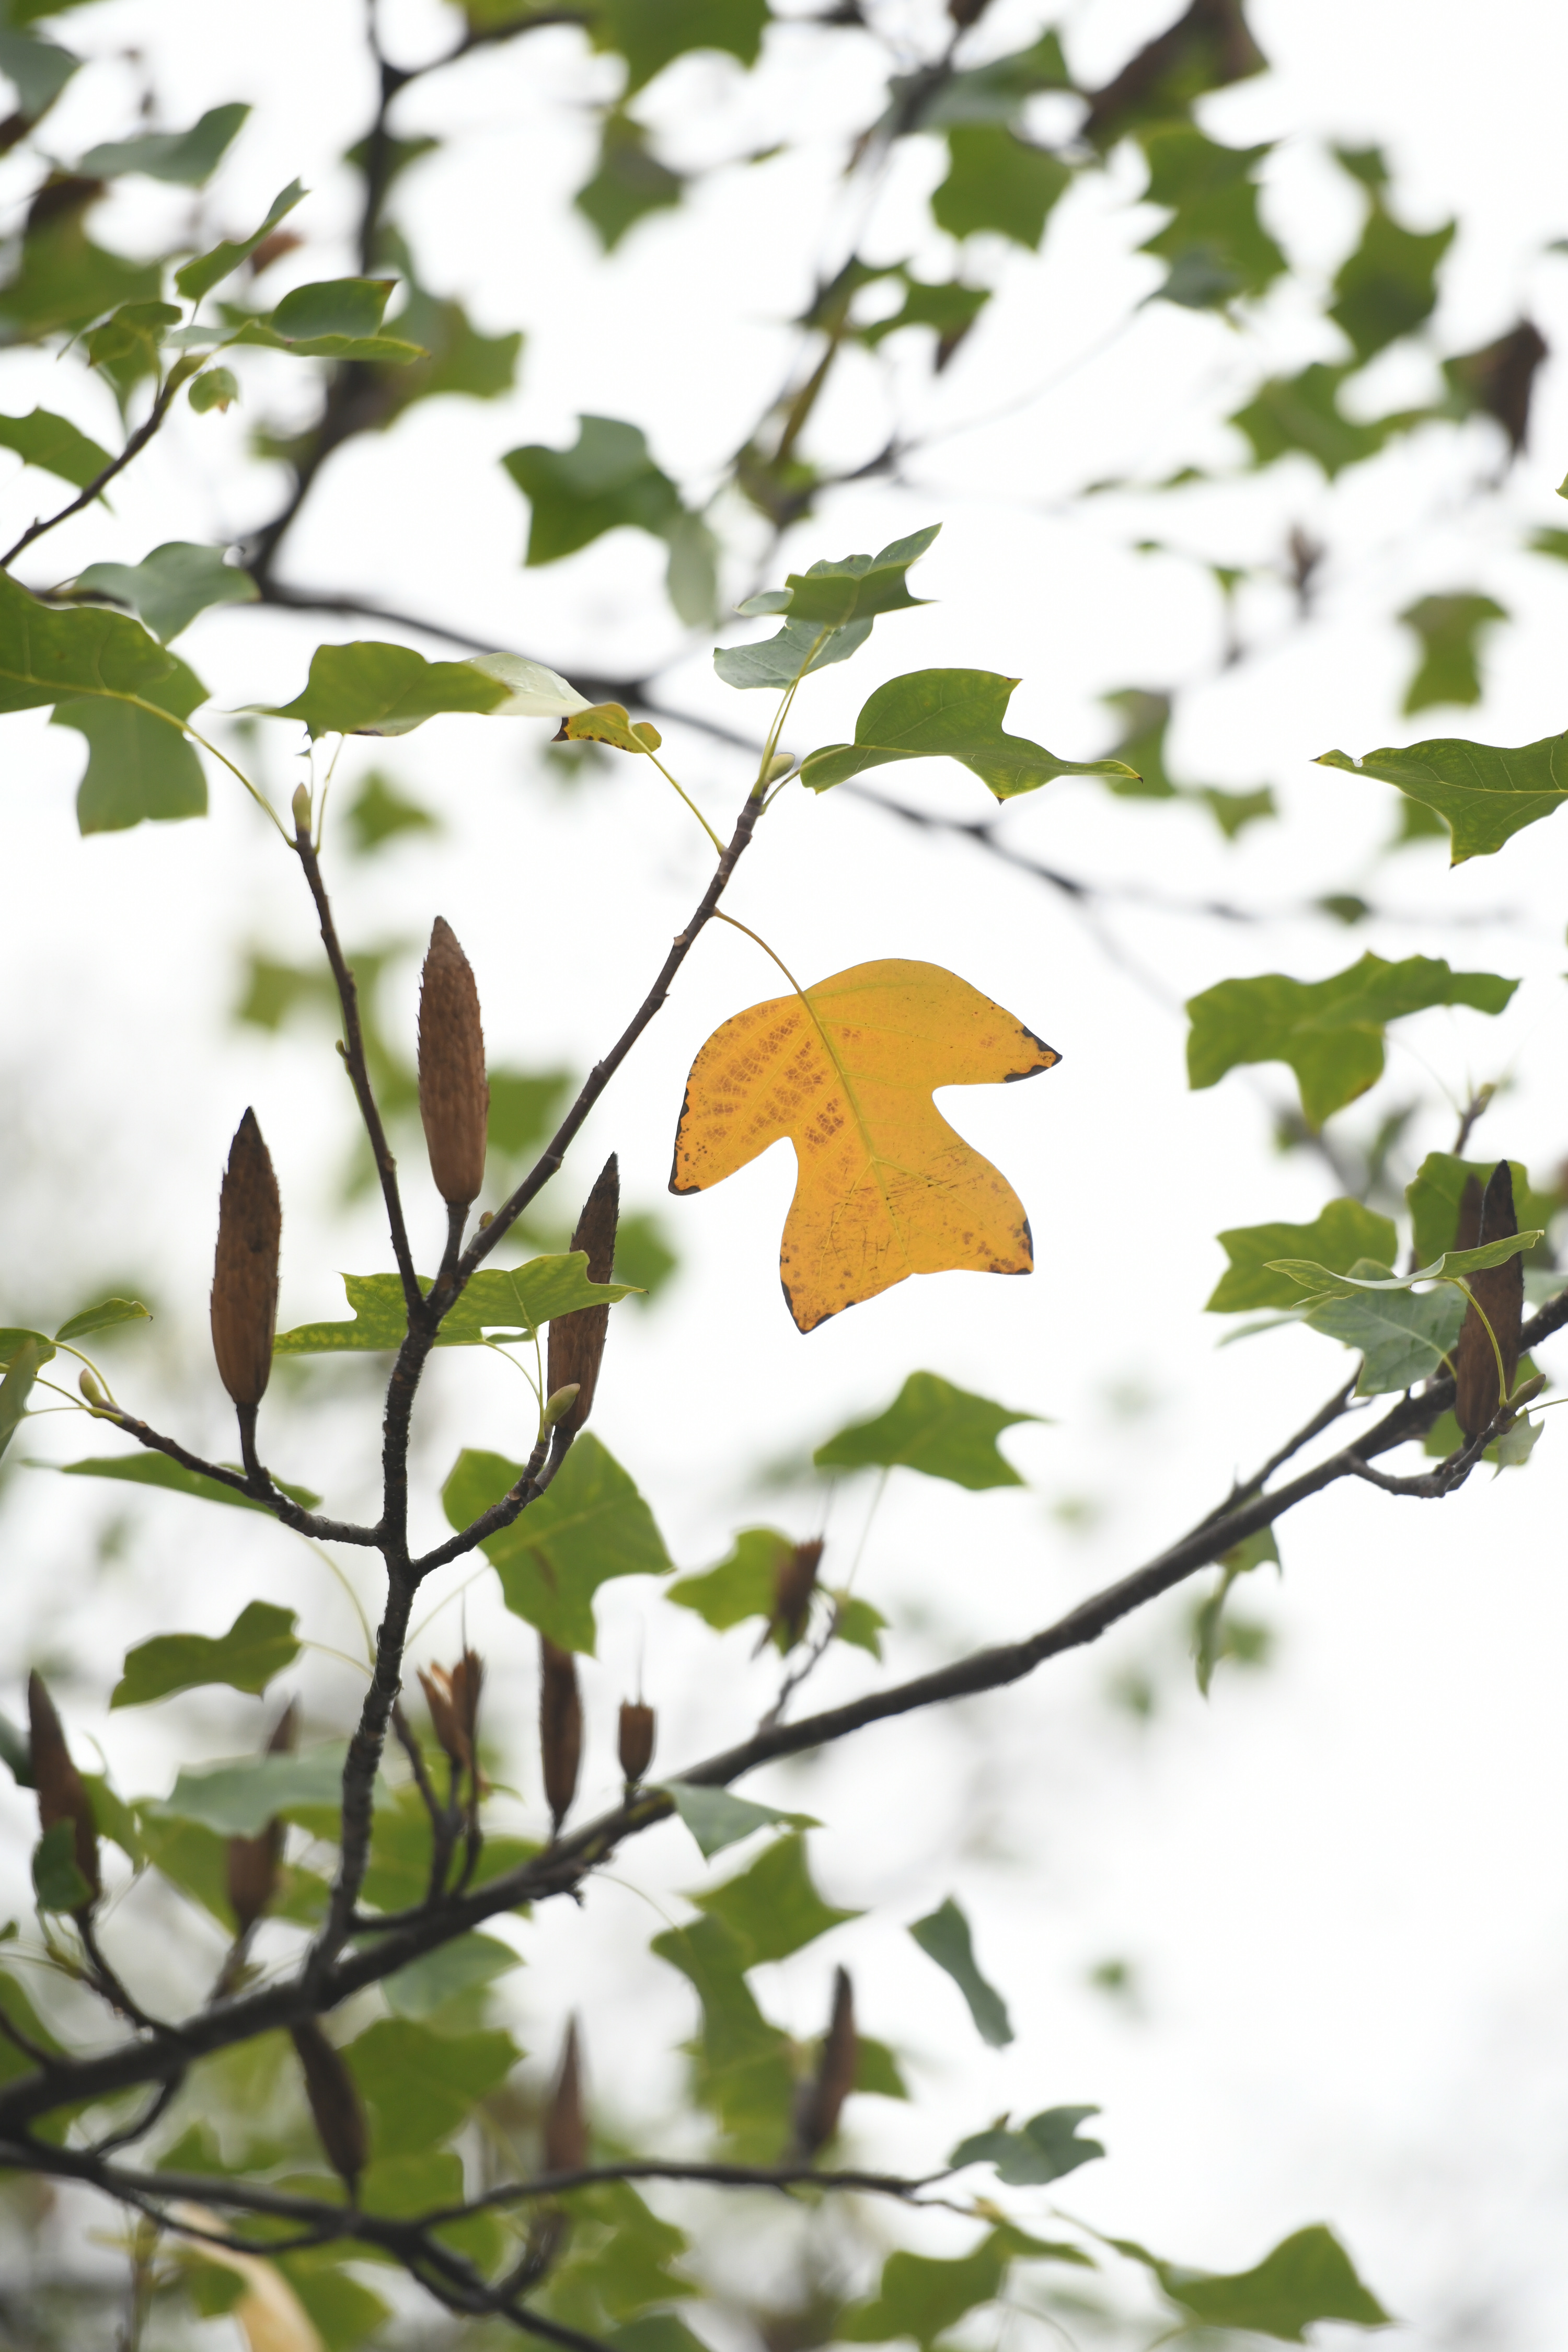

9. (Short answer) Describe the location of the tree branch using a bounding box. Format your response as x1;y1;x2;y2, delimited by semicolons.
94;1406;379;1547
1;372;186;569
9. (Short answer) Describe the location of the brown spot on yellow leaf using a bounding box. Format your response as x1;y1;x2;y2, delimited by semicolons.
669;959;1060;1330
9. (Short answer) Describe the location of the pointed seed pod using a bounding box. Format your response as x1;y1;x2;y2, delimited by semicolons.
291;2018;369;2192
419;1650;483;1779
211;1109;281;1409
546;1155;619;1446
27;1672;99;1908
618;1700;655;1788
773;1538;824;1650
545;2017;588;2174
1455;1160;1524;1437
226;1701;295;1934
793;1966;857;2159
539;1637;583;1837
418;917;489;1208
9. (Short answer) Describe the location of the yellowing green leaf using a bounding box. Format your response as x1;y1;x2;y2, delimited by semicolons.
1317;733;1568;863
814;1370;1037;1488
259;641;510;738
670;959;1058;1331
565;702;662;754
800;670;1137;800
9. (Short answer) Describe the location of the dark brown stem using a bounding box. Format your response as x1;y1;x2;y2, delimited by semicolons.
98;1406;379;1547
293;820;420;1313
311;1571;415;1976
77;1918;165;2038
1;374;184;569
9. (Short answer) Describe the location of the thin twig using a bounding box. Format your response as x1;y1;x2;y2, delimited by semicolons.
2;374;184;568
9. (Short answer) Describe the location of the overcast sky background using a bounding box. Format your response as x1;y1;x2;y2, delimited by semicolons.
4;0;1568;2342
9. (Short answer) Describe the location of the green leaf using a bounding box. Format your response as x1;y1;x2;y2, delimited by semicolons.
0;1711;32;1788
950;2103;1105;2186
341;769;440;854
1081;0;1265;147
650;1913;783;2085
188;366;239;414
467;651;592;719
383;1932;521;2021
32;1821;90;1913
1207;1200;1398;1312
576;110;685;249
855;2036;909;2102
667;1526;791;1632
0;27;79;120
54;1452;320;1516
1112;2222;1391;2341
712;615;872;691
356;1786;537;1915
1305;1281;1464;1396
149;1745;351;1837
1097;688;1273;835
592;0;768;94
0;1334;53;1463
275;1255;636;1354
272;276;395;343
909;1896;1012;2047
344;2017;518;2157
1194;1526;1279;1695
110;1600;299;1709
175;180;306;303
0;208;162;343
258;640;510;739
53;1296;148;1343
694;1834;858;1963
832;1594;885;1658
1317;732;1568;864
1139;128;1285;308
663;1783;817;1860
932;125;1070;249
1407;1152;1560;1272
773;524;939;630
504;415;682;564
1269;1230;1541;1298
79;1773;144;1863
443;1434;672;1654
814;1371;1036;1490
1231;363;1415;478
78;102;248;186
52;691;208;832
274;2252;391;2352
73;543;259;645
891;33;1069;130
859;274;990;370
1398;593;1507;716
370;281;523;420
0;567;203;716
0;406;112;489
837;2239;1005;2347
1186;953;1518;1127
799;670;1137;800
1330;184;1454;362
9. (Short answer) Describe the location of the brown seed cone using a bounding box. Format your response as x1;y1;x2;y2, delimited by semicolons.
291;2019;369;2190
617;1700;655;1788
211;1110;281;1408
1455;1160;1525;1437
419;1649;484;1778
418;917;489;1207
544;2017;588;2174
226;1701;295;1933
793;1966;857;2159
547;1155;620;1446
773;1538;823;1651
539;1638;583;1836
27;1671;99;1907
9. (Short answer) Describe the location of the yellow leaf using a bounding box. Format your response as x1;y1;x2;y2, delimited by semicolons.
670;958;1058;1330
169;2205;323;2352
564;701;662;754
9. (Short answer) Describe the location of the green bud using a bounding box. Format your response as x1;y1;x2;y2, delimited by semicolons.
291;783;312;834
77;1368;104;1405
541;1382;581;1430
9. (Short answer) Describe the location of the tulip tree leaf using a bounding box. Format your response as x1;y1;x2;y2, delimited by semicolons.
1407;1152;1560;1272
0;26;79;119
53;1297;149;1343
1398;593;1507;715
693;1836;856;1962
1307;1283;1465;1396
73;542;259;644
174;180;306;303
1186;953;1517;1126
0;407;112;489
1269;1231;1541;1299
111;1600;300;1709
800;670;1138;800
1230;363;1416;478
0;1335;52;1463
1110;2222;1392;2341
504;415;682;563
837;2238;1006;2346
671;960;1058;1331
1317;733;1568;864
151;1746;353;1837
1330;181;1455;362
909;1897;1013;2047
33;1822;91;1914
1097;688;1274;835
668;1527;792;1630
1139;128;1286;308
815;1371;1036;1489
78;102;249;187
54;1452;321;1515
1207;1200;1398;1313
773;524;939;630
383;1932;521;2022
932;126;1070;249
891;33;1069;131
0;568;203;714
259;641;510;737
712;616;872;692
344;2017;519;2158
442;1435;672;1654
951;2104;1105;2186
592;0;769;95
575;110;685;249
663;1784;818;1863
274;1256;637;1354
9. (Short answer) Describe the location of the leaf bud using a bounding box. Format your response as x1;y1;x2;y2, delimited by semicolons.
226;1701;295;1934
27;1671;99;1911
539;1637;583;1838
541;1382;581;1431
617;1699;655;1788
77;1367;105;1406
793;1966;857;2158
418;1650;483;1778
544;2017;588;2174
546;1155;619;1449
773;1537;823;1650
210;1109;281;1409
291;782;311;834
1455;1160;1524;1437
418;917;489;1208
290;2018;369;2192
